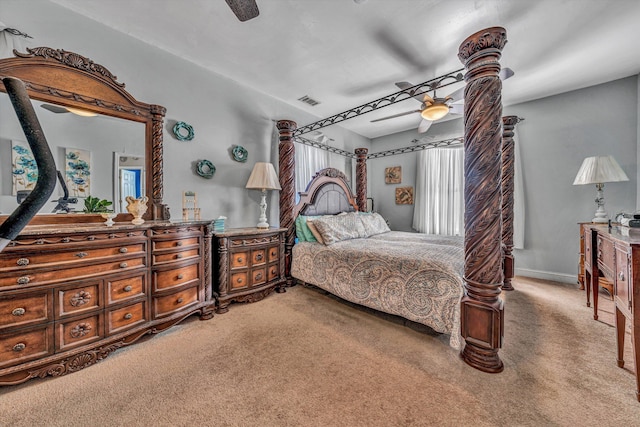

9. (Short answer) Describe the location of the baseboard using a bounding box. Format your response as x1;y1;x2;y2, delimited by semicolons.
514;268;576;285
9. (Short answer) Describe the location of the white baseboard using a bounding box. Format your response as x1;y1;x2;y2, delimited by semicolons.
514;268;577;285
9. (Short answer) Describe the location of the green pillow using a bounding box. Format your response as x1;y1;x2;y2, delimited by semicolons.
295;215;319;242
295;215;308;242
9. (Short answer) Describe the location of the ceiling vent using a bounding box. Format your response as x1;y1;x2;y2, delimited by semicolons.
298;95;320;106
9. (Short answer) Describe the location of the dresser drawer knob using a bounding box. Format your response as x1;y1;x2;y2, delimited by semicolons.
119;262;128;268
16;258;30;267
17;276;30;285
237;277;243;284
597;251;602;259
13;343;26;352
176;241;183;247
124;313;133;320
70;291;92;307
255;253;263;261
237;257;243;263
177;274;184;280
12;307;26;316
177;298;184;304
119;247;128;253
123;285;133;292
75;252;88;258
271;268;277;275
619;271;625;281
271;250;277;257
255;273;263;281
176;253;183;259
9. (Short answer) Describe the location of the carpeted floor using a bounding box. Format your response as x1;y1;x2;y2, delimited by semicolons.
1;276;639;426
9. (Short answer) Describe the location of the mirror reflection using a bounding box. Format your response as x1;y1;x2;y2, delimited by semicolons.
0;92;144;215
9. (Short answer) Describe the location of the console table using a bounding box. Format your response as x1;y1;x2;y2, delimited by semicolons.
585;224;640;401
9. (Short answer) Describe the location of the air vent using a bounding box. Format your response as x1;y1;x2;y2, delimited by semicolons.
298;95;320;106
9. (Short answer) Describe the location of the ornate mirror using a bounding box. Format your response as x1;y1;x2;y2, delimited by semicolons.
0;47;168;222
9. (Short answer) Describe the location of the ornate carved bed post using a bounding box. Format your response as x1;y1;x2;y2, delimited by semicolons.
458;27;507;373
277;120;297;285
150;104;168;220
355;148;368;211
501;116;519;291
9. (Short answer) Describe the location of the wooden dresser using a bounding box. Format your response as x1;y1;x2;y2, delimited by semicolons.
579;222;613;309
213;227;286;313
0;220;213;385
585;224;640;401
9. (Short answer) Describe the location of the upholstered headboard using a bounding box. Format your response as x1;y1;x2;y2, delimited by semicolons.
293;168;358;217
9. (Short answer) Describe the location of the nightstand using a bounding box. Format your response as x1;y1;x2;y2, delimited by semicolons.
213;227;286;313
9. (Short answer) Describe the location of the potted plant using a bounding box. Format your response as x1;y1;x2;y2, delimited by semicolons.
83;196;113;213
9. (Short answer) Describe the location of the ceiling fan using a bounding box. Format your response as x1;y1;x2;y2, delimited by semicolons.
371;68;514;134
40;103;97;117
225;0;260;22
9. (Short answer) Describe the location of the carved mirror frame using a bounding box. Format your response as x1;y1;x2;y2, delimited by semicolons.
0;47;168;222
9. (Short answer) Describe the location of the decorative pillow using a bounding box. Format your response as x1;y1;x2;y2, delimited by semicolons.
306;220;325;245
295;215;320;242
359;212;391;237
312;212;367;245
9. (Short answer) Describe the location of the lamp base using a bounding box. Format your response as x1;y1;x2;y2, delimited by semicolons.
592;217;609;223
256;223;269;229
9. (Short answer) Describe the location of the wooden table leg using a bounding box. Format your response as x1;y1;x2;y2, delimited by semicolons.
585;269;591;308
592;274;599;321
616;306;626;368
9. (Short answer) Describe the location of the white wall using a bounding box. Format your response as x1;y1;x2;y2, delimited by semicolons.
370;76;639;284
0;0;370;227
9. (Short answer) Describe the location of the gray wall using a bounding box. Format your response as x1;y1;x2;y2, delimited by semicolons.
370;76;639;283
0;0;370;228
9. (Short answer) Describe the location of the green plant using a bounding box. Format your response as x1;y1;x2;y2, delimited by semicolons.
83;196;113;213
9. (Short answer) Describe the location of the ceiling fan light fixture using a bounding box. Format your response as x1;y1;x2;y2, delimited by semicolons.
420;103;449;121
65;106;98;117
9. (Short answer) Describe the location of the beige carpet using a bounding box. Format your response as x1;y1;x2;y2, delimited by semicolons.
1;276;639;426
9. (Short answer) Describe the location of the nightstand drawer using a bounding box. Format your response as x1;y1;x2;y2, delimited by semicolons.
107;301;147;335
153;286;199;318
0;291;52;329
252;249;266;266
252;268;266;286
153;263;199;292
597;235;614;276
231;252;249;269
231;272;248;289
268;264;279;282
0;325;54;369
268;246;279;263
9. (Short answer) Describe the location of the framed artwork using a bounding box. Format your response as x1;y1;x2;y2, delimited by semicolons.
395;187;414;205
385;166;401;184
11;140;37;196
65;147;91;198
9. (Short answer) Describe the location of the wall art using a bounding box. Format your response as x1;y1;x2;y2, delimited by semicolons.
385;166;401;184
395;186;414;205
173;121;195;141
11;140;37;196
65;147;91;198
196;159;216;179
232;145;248;162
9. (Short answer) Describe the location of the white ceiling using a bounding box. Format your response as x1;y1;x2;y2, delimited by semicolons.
50;0;640;139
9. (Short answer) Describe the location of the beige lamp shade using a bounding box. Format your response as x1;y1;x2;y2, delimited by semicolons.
573;155;628;185
246;162;282;191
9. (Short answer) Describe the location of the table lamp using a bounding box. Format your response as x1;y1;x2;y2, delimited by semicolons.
573;155;628;223
245;162;281;229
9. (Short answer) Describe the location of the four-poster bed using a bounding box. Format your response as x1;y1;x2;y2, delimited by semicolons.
277;27;516;372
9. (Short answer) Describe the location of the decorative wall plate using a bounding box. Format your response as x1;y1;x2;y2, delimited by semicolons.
173;121;195;141
232;145;248;162
196;159;215;179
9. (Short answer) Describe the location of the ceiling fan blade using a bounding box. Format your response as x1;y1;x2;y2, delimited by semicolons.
446;86;465;103
499;67;514;81
449;103;464;115
395;81;426;103
225;0;259;22
418;119;433;133
370;109;421;123
40;103;69;114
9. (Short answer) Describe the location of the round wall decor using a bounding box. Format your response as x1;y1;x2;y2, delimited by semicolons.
232;145;248;162
173;121;195;141
196;159;215;179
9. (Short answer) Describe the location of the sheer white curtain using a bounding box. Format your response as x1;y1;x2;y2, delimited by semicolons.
295;143;331;194
413;146;465;236
513;128;525;249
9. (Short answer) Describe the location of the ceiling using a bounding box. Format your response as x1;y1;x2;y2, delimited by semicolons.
49;0;640;139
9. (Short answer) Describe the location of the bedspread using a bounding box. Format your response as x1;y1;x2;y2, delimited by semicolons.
291;231;464;348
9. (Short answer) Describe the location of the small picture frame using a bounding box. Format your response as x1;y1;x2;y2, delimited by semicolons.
385;166;401;184
395;187;414;205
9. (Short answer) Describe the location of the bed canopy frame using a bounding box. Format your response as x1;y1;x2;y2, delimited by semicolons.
277;27;520;373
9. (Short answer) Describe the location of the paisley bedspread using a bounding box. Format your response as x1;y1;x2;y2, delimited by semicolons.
291;231;464;348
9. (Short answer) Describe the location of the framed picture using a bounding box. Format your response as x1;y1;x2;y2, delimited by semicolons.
65;147;91;198
395;187;414;205
385;166;401;184
11;140;37;196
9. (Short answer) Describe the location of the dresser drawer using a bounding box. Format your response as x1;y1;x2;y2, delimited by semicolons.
0;325;54;369
56;313;103;352
0;256;147;290
106;273;146;305
0;242;146;273
55;281;101;319
252;267;266;286
107;301;147;335
152;236;200;252
231;251;249;269
267;264;279;282
152;286;199;318
153;263;199;292
268;246;279;263
230;272;248;290
252;249;266;266
615;243;631;312
152;248;200;265
0;291;52;329
597;235;615;276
